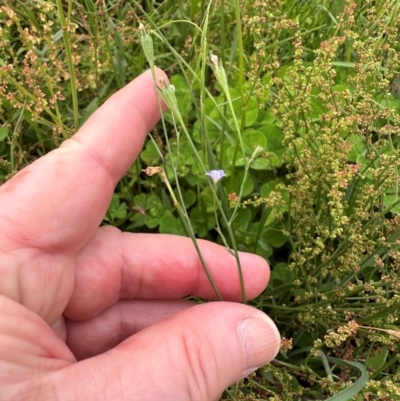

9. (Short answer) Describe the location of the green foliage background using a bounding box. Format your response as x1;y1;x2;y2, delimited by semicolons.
1;0;400;399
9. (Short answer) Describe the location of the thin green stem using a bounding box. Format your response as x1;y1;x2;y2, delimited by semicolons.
56;0;79;130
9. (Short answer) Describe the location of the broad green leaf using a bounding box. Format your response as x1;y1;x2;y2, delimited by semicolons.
106;195;127;221
170;74;190;93
254;238;273;259
347;134;366;162
199;186;217;212
390;75;400;100
264;227;288;248
144;214;161;229
226;170;254;197
192;118;220;143
227;88;259;127
225;144;246;167
264;123;284;152
231;208;252;228
113;202;127;219
271;263;295;284
260;180;286;198
311;95;325;121
159;212;186;235
190;207;215;237
242;128;267;155
383;194;400;214
147;194;162;210
0;127;9;141
332;84;350;92
260;108;276;125
170;74;192;115
183;189;196;208
243;96;259;127
250;157;273;170
140;140;161;165
366;346;388;371
133;193;147;209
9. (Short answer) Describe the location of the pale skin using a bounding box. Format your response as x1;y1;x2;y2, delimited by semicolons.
0;69;280;401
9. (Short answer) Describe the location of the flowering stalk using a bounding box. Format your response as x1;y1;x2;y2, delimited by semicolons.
210;53;250;222
138;23;164;162
137;20;247;303
137;31;222;298
157;78;247;302
143;166;223;301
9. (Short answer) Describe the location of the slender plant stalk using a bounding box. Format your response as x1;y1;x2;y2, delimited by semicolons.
136;2;247;303
139;22;224;301
56;0;79;130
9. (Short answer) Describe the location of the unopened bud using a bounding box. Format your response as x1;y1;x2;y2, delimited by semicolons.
138;23;155;67
157;77;182;122
210;53;229;95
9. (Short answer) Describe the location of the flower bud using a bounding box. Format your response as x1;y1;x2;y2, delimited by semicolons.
210;53;229;95
139;23;155;67
157;77;183;122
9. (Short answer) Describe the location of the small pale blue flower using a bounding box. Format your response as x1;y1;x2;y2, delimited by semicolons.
205;170;226;184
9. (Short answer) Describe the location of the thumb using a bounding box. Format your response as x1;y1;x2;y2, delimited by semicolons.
49;302;280;401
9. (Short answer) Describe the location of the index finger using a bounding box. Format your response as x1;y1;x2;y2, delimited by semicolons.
0;69;166;252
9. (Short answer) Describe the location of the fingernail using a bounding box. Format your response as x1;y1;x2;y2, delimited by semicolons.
237;313;280;378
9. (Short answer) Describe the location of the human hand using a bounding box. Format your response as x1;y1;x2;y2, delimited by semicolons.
0;69;280;401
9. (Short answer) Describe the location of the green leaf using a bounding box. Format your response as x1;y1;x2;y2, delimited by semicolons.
243;96;259;127
133;193;147;209
331;61;356;68
106;195;127;221
0;127;8;141
323;356;369;401
366;346;388;371
264;227;288;248
146;194;164;217
142;194;164;228
264;123;284;152
114;202;127;219
170;74;192;118
159;211;186;235
190;207;215;237
226;170;254;197
260;180;288;205
254;238;273;259
242;128;267;156
183;189;196;208
199;186;217;212
232;208;252;228
140;140;161;165
347;134;366;162
311;94;325;121
271;263;295;284
383;194;400;214
144;214;161;229
250;154;280;170
228;88;259;127
192;118;220;143
225;144;246;167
